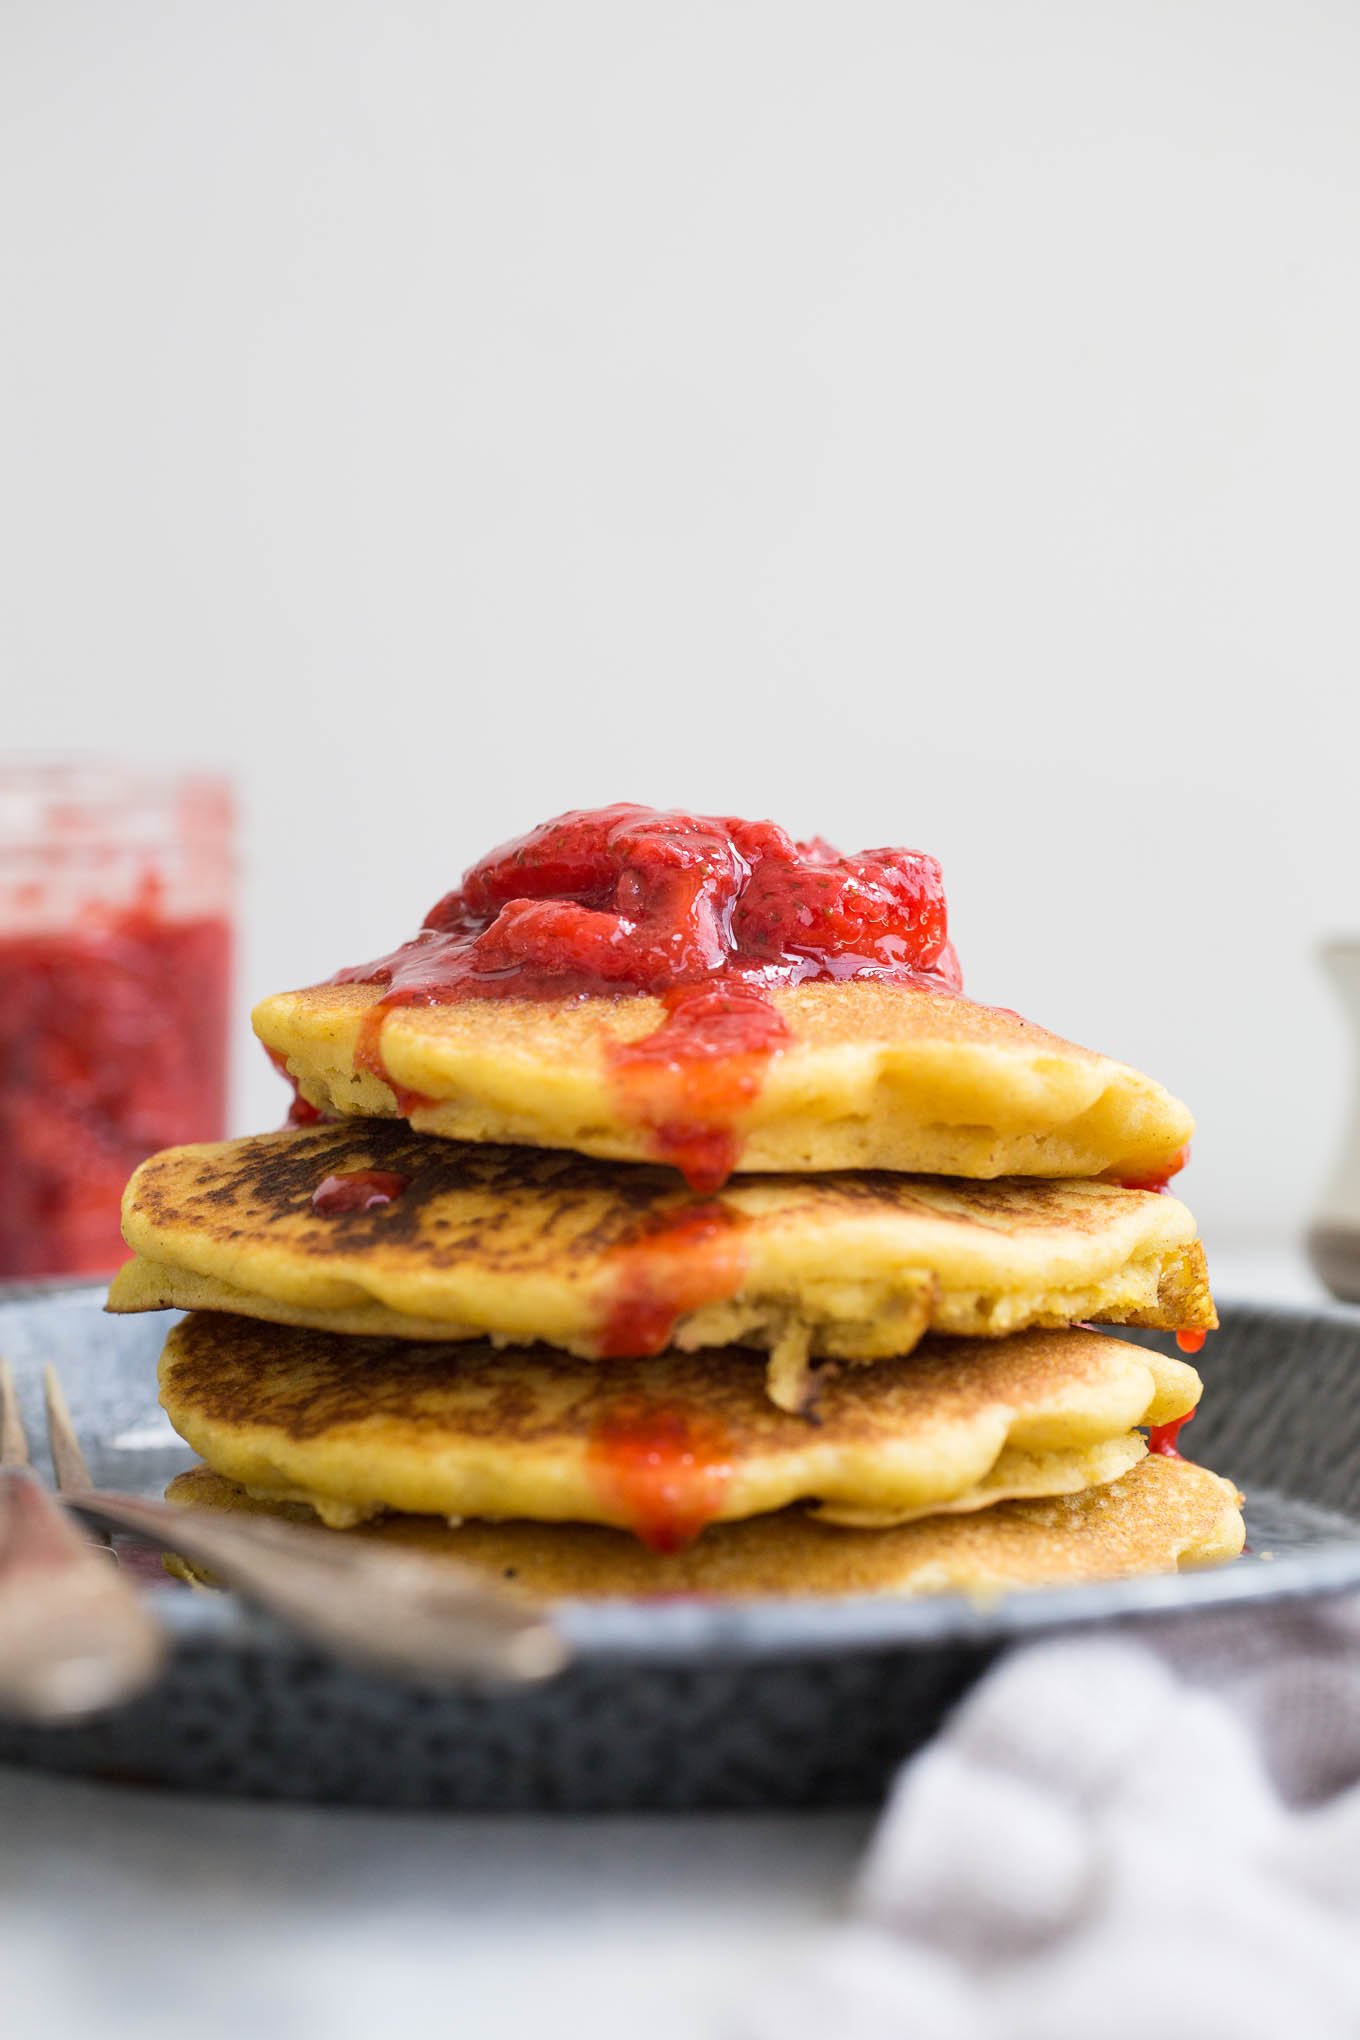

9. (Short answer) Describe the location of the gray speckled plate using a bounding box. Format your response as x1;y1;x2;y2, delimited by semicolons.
0;1287;1358;1808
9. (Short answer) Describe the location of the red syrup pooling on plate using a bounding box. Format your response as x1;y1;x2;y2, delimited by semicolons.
323;805;962;1189
1147;1407;1197;1459
598;1199;749;1357
586;1398;735;1551
310;1169;410;1214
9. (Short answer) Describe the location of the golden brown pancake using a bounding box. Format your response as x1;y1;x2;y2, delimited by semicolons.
165;1456;1245;1598
157;1314;1201;1545
110;1124;1214;1412
252;977;1193;1185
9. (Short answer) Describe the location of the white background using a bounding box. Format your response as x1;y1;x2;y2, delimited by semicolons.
4;0;1360;1252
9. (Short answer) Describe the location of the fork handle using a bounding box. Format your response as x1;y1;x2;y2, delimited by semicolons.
0;1469;165;1722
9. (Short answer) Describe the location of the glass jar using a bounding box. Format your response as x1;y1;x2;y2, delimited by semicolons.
1308;939;1360;1301
0;764;235;1279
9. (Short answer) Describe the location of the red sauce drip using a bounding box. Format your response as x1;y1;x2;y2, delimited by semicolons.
607;986;793;1192
352;1008;437;1116
1115;1144;1191;1195
587;1398;734;1551
1175;1327;1207;1355
310;1169;410;1214
599;1200;749;1357
322;805;962;1188
0;880;231;1278
1148;1407;1196;1459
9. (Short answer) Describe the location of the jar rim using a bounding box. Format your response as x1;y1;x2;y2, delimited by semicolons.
0;761;234;849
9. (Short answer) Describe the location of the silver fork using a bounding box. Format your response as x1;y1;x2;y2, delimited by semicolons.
1;1359;567;1706
0;1360;164;1721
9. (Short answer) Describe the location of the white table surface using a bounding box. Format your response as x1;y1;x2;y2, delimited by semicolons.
2;1247;1335;2040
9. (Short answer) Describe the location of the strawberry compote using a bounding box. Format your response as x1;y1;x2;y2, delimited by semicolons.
586;1397;735;1551
599;1199;750;1358
1148;1408;1196;1459
329;803;962;1189
0;767;234;1278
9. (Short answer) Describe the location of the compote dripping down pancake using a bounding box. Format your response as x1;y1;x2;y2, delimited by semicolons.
251;805;1193;1191
110;1122;1216;1412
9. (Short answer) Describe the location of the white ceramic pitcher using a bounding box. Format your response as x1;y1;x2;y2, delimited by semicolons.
1308;940;1360;1301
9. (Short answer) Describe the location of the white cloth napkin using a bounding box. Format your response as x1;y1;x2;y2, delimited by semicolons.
740;1598;1360;2040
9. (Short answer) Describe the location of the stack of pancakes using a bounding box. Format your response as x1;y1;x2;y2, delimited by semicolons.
109;819;1243;1599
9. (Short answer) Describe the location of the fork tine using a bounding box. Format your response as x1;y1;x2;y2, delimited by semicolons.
43;1365;94;1495
0;1361;30;1469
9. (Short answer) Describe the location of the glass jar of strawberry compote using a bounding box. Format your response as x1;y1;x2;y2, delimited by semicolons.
0;765;234;1279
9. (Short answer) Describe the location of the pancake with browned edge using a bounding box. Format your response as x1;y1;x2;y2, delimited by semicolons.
157;1314;1202;1546
111;1123;1214;1412
165;1456;1245;1598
